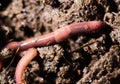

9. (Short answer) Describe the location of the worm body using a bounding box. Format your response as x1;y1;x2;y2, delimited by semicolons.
15;48;37;84
1;21;106;83
6;21;105;51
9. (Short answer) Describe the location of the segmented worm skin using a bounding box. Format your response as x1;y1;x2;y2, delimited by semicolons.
6;21;105;51
15;48;37;84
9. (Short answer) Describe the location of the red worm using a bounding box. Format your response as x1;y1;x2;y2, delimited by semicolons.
5;21;106;51
4;21;105;83
15;48;37;84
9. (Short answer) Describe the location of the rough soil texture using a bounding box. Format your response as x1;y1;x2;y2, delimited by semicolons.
0;0;120;84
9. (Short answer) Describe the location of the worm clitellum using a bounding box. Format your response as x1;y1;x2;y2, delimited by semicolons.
5;21;105;51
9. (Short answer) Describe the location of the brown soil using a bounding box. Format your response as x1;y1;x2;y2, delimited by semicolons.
0;0;120;84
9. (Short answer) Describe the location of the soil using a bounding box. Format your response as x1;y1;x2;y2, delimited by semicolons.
0;0;120;84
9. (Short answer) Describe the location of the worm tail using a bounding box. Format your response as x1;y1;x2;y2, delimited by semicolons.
15;48;37;84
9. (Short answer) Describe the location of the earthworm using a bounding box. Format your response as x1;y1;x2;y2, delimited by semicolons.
15;48;37;84
5;21;106;51
3;21;105;83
